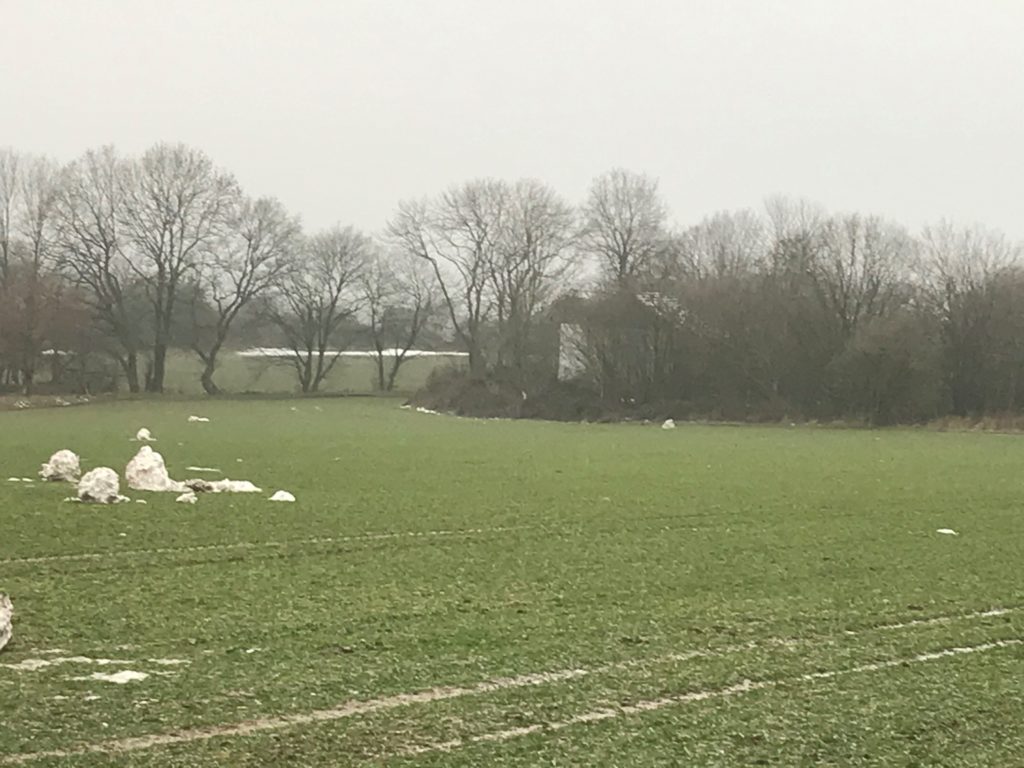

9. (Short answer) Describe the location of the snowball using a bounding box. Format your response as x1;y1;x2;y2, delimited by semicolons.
662;419;676;430
269;490;296;502
77;468;128;504
187;415;210;423
135;428;154;442
125;446;186;493
39;450;81;482
0;593;12;653
175;491;197;504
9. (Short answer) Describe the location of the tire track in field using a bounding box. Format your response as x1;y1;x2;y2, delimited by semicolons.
400;639;1024;758
0;606;1015;764
0;525;537;566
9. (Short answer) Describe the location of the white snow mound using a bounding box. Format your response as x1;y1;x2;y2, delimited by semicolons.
135;427;154;442
125;446;186;493
77;468;129;504
269;490;296;502
40;449;81;482
0;593;12;653
187;415;210;423
175;491;198;504
208;479;261;493
662;419;676;430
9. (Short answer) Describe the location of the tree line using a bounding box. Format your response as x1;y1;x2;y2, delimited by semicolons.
2;142;1022;423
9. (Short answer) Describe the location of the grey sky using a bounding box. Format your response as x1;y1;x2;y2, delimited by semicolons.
4;0;1022;238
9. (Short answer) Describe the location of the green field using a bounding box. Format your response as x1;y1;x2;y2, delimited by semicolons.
1;400;1022;766
161;351;456;396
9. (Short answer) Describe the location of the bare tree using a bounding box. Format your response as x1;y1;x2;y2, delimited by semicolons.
6;156;62;393
491;179;576;376
0;149;20;286
388;180;508;375
189;196;300;394
361;249;438;391
580;168;666;285
119;143;238;392
268;226;369;393
55;146;149;392
918;222;1021;415
668;209;767;282
813;214;910;340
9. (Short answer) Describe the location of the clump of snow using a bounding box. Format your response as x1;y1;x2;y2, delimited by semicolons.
77;670;149;684
175;491;197;504
182;478;261;494
662;419;676;430
269;490;296;502
936;528;959;536
0;593;12;653
416;407;440;415
40;449;81;482
135;428;155;442
125;446;186;493
187;415;210;423
77;468;129;504
209;479;261;493
185;466;220;473
13;400;30;410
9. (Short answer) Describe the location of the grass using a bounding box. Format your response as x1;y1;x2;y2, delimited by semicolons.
160;350;455;396
0;399;1022;766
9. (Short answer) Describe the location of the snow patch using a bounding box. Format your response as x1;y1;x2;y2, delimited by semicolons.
269;490;296;503
40;450;81;482
135;428;154;442
207;479;261;493
175;491;197;504
0;594;12;653
77;468;129;504
2;655;125;671
185;466;220;474
662;419;676;430
936;528;959;536
76;670;149;684
187;415;210;423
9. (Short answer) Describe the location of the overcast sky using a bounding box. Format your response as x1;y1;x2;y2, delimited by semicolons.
3;0;1022;238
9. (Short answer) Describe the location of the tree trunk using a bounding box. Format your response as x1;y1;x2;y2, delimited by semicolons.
124;352;141;394
386;356;404;391
468;343;486;379
147;343;167;393
375;352;386;391
200;360;220;395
